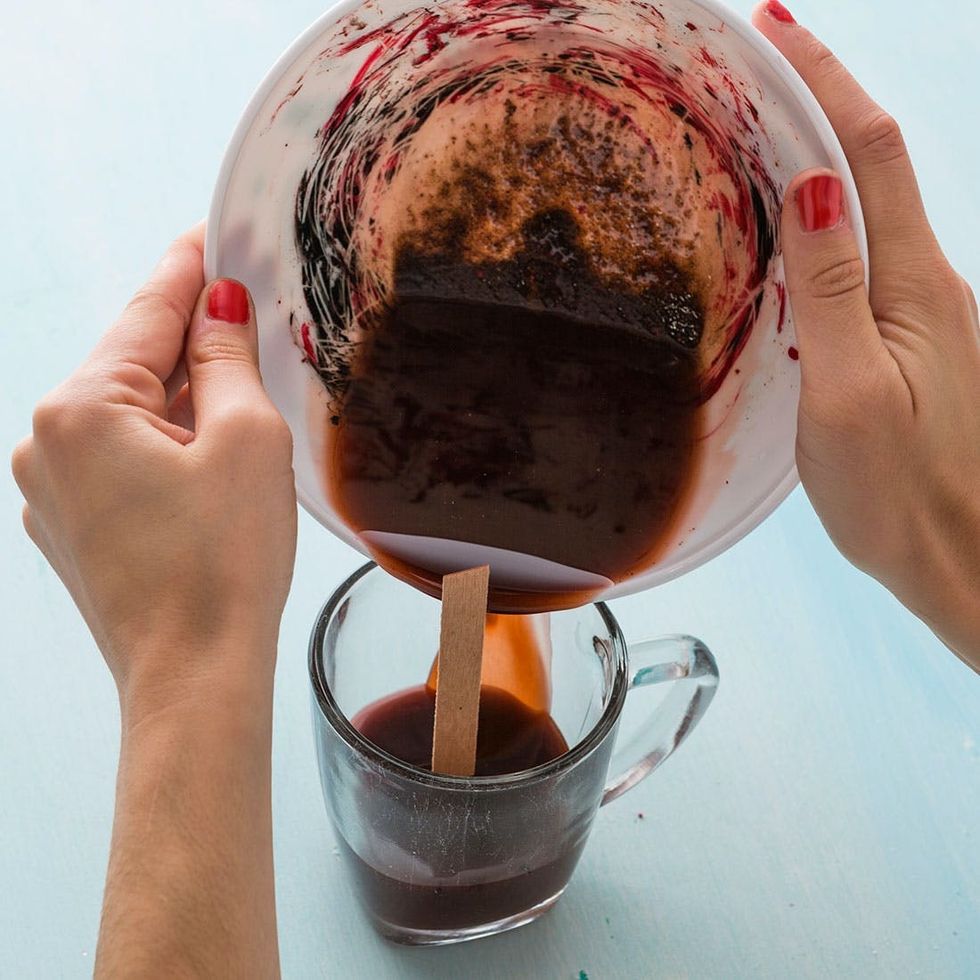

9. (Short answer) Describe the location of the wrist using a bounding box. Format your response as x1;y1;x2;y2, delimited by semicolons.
899;581;980;674
115;629;278;736
895;489;980;671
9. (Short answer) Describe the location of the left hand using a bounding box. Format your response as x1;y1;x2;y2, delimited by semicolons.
11;223;297;717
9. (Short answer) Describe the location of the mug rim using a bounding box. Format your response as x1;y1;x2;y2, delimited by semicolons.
308;562;630;792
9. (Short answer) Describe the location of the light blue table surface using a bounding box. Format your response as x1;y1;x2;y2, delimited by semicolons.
2;1;977;977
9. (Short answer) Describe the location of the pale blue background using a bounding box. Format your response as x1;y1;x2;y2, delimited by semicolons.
1;1;978;977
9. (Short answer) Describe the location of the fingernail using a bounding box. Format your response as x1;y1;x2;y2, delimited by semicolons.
207;279;250;324
764;0;796;24
796;175;844;233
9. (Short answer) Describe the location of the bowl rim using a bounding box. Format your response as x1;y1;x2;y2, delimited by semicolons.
204;0;868;590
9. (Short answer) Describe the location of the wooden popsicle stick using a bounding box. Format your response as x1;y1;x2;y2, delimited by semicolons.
431;565;490;777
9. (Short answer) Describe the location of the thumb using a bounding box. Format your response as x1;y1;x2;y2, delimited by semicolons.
782;170;884;389
185;278;270;431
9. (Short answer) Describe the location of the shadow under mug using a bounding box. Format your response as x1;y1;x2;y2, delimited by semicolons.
309;563;719;946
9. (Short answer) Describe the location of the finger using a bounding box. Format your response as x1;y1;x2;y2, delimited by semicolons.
164;359;188;405
781;170;887;391
752;4;939;307
185;279;274;435
143;412;197;446
167;383;196;432
90;221;206;384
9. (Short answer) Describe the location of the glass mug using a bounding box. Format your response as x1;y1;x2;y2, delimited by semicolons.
309;563;719;946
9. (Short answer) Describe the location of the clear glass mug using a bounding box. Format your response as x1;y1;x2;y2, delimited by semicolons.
309;563;719;946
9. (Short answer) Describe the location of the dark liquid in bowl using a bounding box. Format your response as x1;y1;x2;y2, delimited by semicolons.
329;209;704;610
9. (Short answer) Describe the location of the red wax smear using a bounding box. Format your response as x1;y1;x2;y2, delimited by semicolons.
421;24;449;60
426;614;552;712
788;345;799;360
269;79;306;126
698;384;743;441
722;74;753;130
776;281;787;333
383;152;400;180
300;322;317;364
699;46;719;69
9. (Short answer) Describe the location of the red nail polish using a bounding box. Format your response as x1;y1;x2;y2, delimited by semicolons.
764;0;796;24
796;175;844;232
207;279;250;324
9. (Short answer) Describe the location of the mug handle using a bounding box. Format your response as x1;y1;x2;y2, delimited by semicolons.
601;635;719;806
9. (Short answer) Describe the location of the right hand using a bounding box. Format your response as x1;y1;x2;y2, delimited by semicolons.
754;3;980;670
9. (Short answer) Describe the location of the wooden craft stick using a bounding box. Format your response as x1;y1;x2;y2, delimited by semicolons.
431;565;490;777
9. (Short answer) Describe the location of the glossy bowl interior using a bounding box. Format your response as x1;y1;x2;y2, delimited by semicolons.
205;0;866;602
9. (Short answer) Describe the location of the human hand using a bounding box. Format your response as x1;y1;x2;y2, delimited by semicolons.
11;223;298;717
753;3;980;670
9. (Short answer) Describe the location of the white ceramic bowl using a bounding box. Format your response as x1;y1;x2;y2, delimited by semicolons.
205;0;866;605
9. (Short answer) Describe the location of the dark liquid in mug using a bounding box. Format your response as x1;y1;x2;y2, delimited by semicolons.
352;683;568;776
349;683;573;931
329;209;704;610
338;836;585;934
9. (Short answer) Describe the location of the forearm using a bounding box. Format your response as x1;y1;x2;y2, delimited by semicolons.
96;650;279;979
